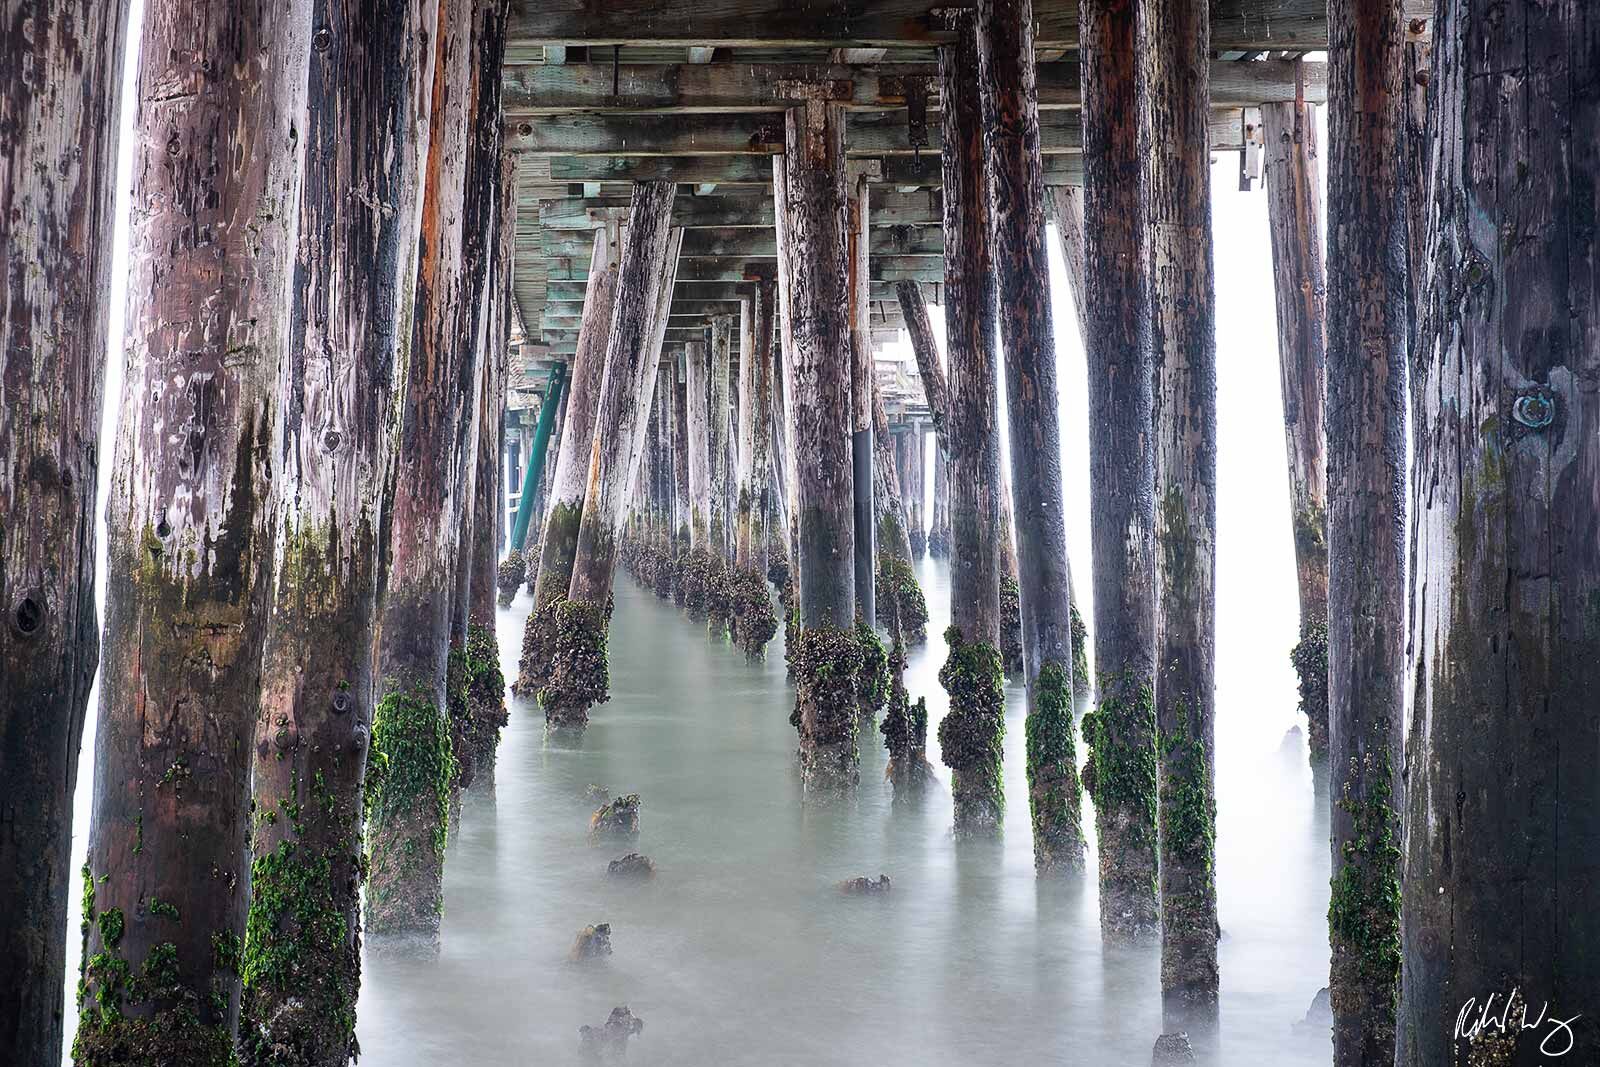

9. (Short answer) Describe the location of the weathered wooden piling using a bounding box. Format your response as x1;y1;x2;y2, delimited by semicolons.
1325;0;1407;1061
1399;3;1599;1061
847;168;877;628
516;219;622;697
365;0;478;942
239;0;442;1060
0;3;129;1061
778;100;863;789
978;0;1088;876
76;0;313;1059
1141;0;1221;1023
731;279;780;657
683;338;714;613
443;0;511;827
672;353;693;604
871;387;930;646
936;15;1008;837
706;315;736;631
1078;0;1161;941
541;184;681;725
929;441;952;557
1262;97;1330;766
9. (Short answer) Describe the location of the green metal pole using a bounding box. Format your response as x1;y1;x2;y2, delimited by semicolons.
510;363;567;551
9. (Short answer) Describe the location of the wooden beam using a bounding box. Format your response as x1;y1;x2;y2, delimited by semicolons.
543;254;947;283
506;107;1246;155
503;59;1327;115
540;224;942;259
543;152;1084;185
537;189;944;229
544;278;939;302
505;0;1404;52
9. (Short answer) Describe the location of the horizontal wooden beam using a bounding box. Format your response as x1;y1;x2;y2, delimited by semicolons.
503;59;1326;115
507;108;1244;156
541;152;1084;186
542;254;948;284
540;225;942;259
541;278;940;302
506;0;1391;52
541;303;908;330
537;189;943;229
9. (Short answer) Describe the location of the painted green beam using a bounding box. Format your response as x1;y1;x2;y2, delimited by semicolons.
510;362;567;552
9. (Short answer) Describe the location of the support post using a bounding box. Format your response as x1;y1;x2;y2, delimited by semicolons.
848;166;877;628
1399;3;1600;1060
732;278;780;658
241;0;446;1057
936;14;1008;837
778;101;860;789
1078;0;1161;942
510;363;568;554
365;0;479;942
707;313;736;630
977;0;1087;874
1140;0;1220;1028
1262;98;1331;766
871;385;929;646
516;218;621;695
77;0;312;1058
1326;0;1406;1061
0;3;129;1061
541;184;680;725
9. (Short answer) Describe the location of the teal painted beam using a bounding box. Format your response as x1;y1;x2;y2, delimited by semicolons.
511;363;567;551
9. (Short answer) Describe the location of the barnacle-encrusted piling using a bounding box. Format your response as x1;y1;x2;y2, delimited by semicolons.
936;15;1008;837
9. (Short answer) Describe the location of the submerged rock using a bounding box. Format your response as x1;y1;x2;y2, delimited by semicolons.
579;1006;644;1060
838;874;892;895
1151;1032;1196;1065
607;853;655;880
569;923;613;962
590;793;640;839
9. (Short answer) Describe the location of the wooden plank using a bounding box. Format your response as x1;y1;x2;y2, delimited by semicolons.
505;0;1408;51
503;58;1326;115
540;224;942;258
538;188;944;229
508;107;1245;155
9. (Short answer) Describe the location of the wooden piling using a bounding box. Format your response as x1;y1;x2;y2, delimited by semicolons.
1141;0;1221;1026
365;0;479;942
542;184;680;726
1326;0;1407;1060
1262;98;1331;766
1077;0;1162;943
515;219;622;696
1399;3;1600;1060
977;0;1088;875
778;101;862;789
936;14;1008;837
732;279;780;658
240;0;445;1058
76;0;314;1058
848;168;878;628
0;3;129;1060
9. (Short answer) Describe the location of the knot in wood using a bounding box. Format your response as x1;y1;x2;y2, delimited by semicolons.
10;593;45;640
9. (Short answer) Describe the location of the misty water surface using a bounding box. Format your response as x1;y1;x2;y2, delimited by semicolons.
346;561;1331;1066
